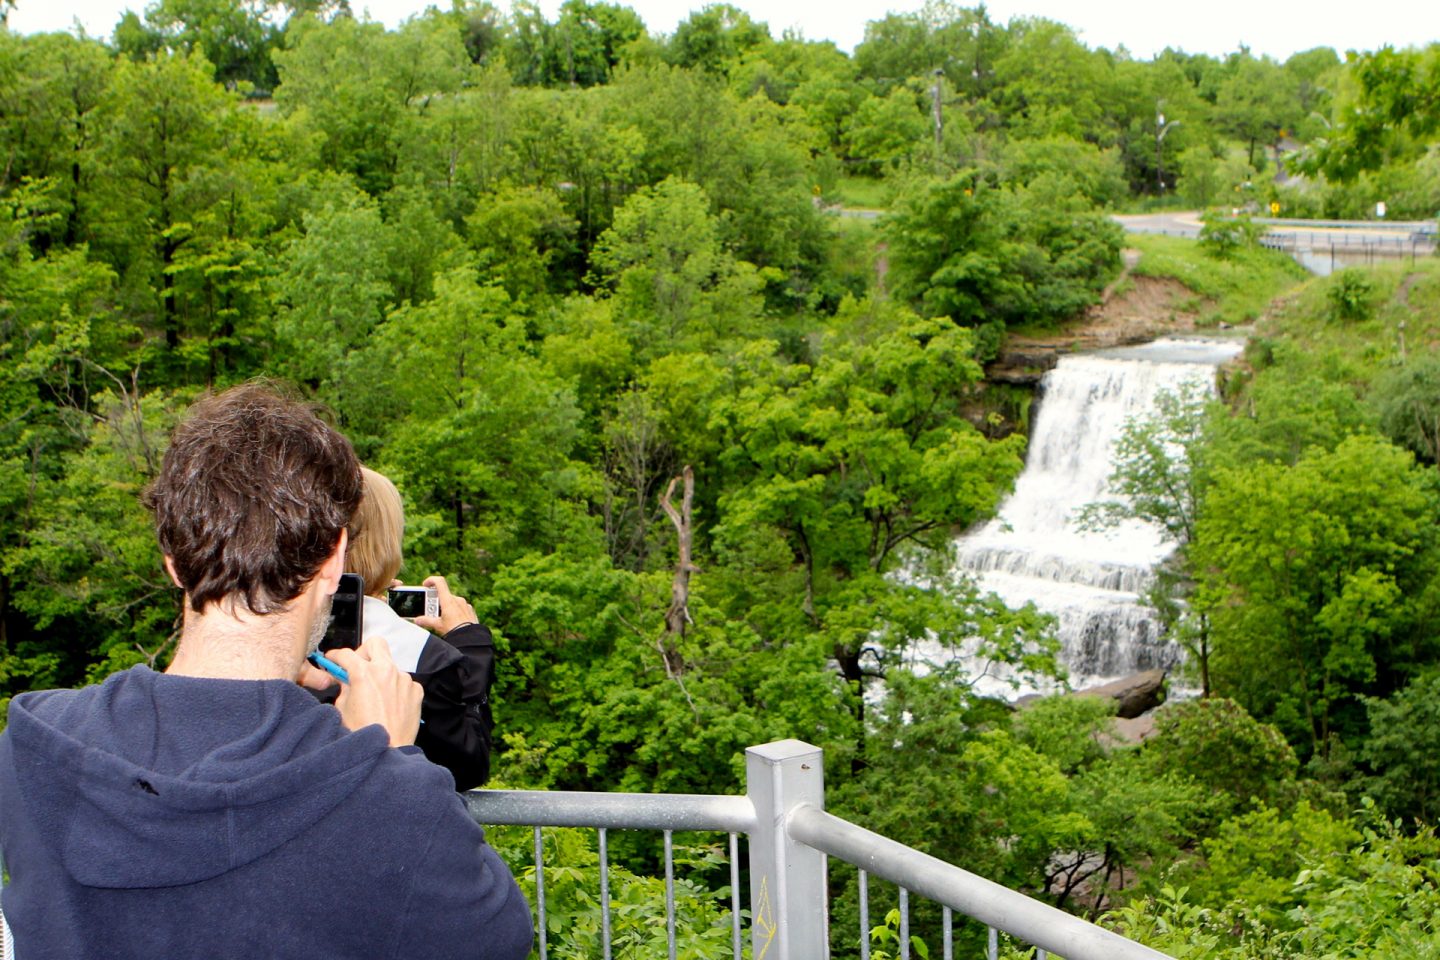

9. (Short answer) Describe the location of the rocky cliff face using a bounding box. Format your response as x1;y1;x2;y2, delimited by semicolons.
986;274;1217;386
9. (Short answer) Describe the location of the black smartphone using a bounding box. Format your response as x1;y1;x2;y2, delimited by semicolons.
321;573;365;651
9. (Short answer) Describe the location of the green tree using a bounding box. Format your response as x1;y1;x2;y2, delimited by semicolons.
998;136;1129;208
114;0;280;89
843;88;927;176
1361;672;1440;823
1370;353;1440;471
883;172;1122;329
589;177;766;358
853;1;1005;101
337;262;591;576
272;186;392;390
3;387;185;691
0;33;111;248
1212;53;1299;168
987;18;1113;143
466;184;579;305
1301;43;1440;181
94;50;233;353
1184;801;1360;925
1194;433;1440;757
664;4;770;76
692;298;1032;697
1079;382;1217;693
274;13;473;195
1144;697;1299;822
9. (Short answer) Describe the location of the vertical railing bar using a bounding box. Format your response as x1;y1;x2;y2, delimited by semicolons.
729;832;742;960
664;829;677;960
822;853;831;956
899;886;909;960
599;827;612;960
987;925;998;960
534;826;548;960
942;905;952;960
859;868;870;960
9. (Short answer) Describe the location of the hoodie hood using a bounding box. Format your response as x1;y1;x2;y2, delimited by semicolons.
5;665;390;890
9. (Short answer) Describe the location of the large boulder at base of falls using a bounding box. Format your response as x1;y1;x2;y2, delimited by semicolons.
1075;669;1167;719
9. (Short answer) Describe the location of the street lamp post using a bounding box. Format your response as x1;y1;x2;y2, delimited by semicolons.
1155;104;1180;194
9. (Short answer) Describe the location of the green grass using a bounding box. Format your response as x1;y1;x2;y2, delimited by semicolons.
1253;256;1440;390
833;174;894;210
1129;233;1310;326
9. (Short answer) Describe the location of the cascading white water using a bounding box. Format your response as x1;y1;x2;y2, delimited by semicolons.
953;336;1244;696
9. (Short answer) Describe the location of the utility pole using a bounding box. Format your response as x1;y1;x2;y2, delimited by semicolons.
1155;101;1180;194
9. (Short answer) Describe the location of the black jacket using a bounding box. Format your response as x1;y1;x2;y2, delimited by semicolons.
413;623;497;791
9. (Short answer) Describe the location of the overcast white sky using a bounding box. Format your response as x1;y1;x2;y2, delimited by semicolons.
12;0;1440;61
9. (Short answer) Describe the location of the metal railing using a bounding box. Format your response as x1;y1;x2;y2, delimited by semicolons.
468;739;1171;960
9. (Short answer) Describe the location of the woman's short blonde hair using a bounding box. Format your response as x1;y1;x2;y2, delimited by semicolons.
348;467;405;597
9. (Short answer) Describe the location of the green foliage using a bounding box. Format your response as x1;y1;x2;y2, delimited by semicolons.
1011;694;1115;775
1112;818;1440;958
868;907;931;960
115;0;282;89
487;822;740;959
590;177;766;359
1198;212;1264;260
1079;381;1224;691
1325;268;1378;322
1195;434;1440;756
999;136;1129;209
1301;43;1440;182
273;188;392;387
1360;672;1440;822
1128;232;1306;327
6;13;1440;957
1370;352;1440;468
1144;698;1299;820
883;173;1123;329
1186;801;1359;924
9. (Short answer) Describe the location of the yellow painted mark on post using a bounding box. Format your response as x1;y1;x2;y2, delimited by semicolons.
754;875;777;960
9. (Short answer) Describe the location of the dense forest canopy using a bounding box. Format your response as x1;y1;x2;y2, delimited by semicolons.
3;0;1440;954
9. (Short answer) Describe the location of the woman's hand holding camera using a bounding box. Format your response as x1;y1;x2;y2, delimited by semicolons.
414;575;477;638
326;636;423;748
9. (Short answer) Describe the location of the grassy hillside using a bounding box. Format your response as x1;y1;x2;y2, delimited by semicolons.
1128;233;1311;327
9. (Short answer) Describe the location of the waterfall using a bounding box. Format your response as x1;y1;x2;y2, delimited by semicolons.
952;337;1244;696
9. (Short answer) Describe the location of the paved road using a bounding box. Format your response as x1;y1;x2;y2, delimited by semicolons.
1111;212;1202;237
1114;211;1435;243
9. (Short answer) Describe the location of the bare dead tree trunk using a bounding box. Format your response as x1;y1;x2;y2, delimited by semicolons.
658;465;697;679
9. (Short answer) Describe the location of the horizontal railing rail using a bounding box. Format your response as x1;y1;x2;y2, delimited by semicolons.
789;803;1171;960
466;789;757;833
461;740;1174;960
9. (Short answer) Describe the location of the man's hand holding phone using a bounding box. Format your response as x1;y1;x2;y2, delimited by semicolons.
325;636;423;748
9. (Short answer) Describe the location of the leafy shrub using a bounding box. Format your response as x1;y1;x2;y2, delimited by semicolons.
1198;212;1264;259
1325;267;1378;321
1144;698;1298;820
1361;671;1440;822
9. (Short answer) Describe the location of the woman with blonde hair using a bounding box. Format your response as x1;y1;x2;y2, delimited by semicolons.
346;466;497;790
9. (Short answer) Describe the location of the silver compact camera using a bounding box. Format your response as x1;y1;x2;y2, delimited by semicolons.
386;585;439;620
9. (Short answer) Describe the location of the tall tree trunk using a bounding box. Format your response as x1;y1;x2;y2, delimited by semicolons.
658;466;696;678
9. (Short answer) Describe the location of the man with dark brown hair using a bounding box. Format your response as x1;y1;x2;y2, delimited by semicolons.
0;383;533;960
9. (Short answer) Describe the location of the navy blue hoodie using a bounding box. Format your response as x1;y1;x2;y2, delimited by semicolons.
0;666;533;959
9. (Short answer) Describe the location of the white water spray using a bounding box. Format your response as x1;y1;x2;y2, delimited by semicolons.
953;337;1244;696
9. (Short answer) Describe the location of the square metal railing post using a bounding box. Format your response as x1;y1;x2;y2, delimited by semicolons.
745;739;828;960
